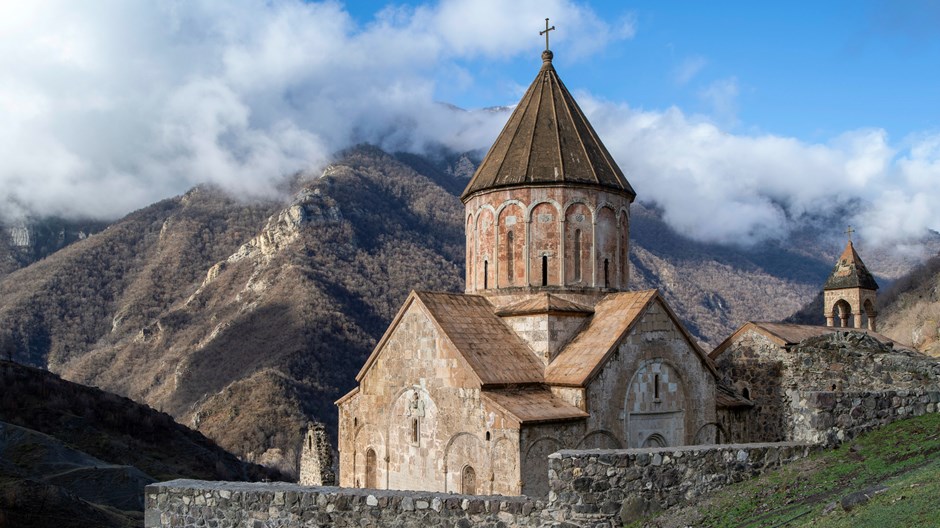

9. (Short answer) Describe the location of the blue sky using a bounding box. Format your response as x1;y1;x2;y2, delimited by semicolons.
1;0;939;248
344;1;940;141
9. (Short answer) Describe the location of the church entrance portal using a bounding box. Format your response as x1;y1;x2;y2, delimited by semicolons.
626;360;686;448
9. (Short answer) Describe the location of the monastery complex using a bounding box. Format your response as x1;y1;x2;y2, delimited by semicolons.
325;41;940;498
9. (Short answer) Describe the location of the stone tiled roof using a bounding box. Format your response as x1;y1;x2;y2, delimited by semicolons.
356;291;546;386
460;51;635;201
709;322;912;359
415;292;545;385
482;387;588;424
494;293;594;317
823;241;879;291
545;290;716;386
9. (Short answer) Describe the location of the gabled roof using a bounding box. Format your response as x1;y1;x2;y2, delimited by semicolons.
460;51;635;201
494;293;594;317
356;291;544;387
823;241;878;291
709;321;911;359
482;386;588;424
545;289;717;386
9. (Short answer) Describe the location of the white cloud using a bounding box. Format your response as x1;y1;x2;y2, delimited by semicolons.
1;1;938;252
698;77;739;126
674;56;707;85
577;95;940;247
0;0;630;221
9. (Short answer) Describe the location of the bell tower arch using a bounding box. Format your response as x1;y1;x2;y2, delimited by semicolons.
823;232;879;330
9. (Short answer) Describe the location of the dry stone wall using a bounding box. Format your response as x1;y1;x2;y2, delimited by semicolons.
788;389;940;445
146;442;815;528
546;443;816;525
715;330;940;444
146;480;545;528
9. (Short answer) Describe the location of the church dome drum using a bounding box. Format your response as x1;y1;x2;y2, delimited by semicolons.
461;48;635;296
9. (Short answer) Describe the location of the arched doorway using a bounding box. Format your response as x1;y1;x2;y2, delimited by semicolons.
365;448;377;488
461;465;476;495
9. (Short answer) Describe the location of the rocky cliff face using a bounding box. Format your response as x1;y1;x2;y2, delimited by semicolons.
0;218;108;281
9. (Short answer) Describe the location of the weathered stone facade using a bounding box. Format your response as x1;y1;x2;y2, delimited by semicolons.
299;422;335;486
788;389;940;445
146;442;816;528
825;287;878;330
713;327;940;444
336;291;720;497
464;187;631;293
336;297;525;495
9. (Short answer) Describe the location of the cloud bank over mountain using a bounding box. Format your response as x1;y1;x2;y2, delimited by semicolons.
1;0;938;249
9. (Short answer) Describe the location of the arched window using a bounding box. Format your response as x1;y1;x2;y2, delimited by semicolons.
742;387;751;400
654;373;660;400
485;431;491;441
542;255;548;286
308;436;312;450
461;465;476;495
483;260;488;289
573;229;582;282
365;448;377;488
604;258;610;288
411;418;419;444
506;231;515;282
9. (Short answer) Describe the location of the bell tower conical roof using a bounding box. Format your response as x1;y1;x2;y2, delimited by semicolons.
824;240;879;291
460;50;635;202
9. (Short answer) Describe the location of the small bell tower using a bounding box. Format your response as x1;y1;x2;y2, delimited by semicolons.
823;227;879;330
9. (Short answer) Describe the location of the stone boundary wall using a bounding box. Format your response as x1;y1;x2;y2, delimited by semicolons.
788;389;940;445
146;480;546;528
547;442;816;525
147;442;815;528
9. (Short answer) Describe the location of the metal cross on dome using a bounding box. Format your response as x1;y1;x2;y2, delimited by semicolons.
540;18;555;51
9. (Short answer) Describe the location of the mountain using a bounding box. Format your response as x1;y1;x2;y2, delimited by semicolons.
0;359;276;528
874;253;940;356
0;144;936;476
0;217;108;280
0;145;465;476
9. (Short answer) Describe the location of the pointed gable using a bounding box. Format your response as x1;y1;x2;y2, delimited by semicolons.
824;241;878;291
356;291;544;387
545;290;716;386
461;52;635;201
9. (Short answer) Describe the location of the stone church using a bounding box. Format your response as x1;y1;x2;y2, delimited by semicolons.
335;46;724;497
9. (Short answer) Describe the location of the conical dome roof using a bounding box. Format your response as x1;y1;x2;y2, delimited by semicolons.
461;50;635;201
824;241;879;291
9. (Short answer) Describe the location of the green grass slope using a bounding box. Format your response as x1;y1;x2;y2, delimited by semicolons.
643;413;940;528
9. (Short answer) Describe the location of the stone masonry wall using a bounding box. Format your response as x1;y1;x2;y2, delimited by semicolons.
147;480;545;528
787;389;940;445
547;443;816;526
299;423;335;486
147;442;815;528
